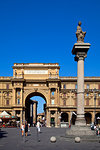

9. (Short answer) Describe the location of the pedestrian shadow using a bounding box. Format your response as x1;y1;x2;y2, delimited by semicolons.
27;133;31;136
0;130;8;138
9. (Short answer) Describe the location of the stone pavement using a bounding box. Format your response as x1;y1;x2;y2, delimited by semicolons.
0;127;100;150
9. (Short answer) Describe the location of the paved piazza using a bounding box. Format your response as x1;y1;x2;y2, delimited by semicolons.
0;127;100;150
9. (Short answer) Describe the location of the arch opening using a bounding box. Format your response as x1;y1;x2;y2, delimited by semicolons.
96;113;100;125
25;92;47;126
61;113;68;122
85;113;92;124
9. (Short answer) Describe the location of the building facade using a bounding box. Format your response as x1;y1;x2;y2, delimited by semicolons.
0;63;100;127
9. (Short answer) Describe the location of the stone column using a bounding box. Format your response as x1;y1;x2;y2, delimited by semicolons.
55;110;58;127
33;102;37;124
20;110;23;125
46;109;50;127
23;110;25;123
72;43;90;126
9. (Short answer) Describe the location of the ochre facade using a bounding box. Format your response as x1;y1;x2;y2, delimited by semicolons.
0;63;100;127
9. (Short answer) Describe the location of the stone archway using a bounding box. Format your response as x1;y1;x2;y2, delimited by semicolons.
25;92;47;126
96;113;100;125
61;113;68;122
85;113;92;124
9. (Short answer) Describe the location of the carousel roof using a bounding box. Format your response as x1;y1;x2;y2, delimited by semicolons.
0;111;11;118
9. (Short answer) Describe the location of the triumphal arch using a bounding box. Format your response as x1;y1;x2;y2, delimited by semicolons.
0;63;100;127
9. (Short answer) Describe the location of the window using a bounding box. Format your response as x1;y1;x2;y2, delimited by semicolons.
86;99;89;106
87;84;89;89
6;100;9;105
51;88;55;96
63;99;66;106
6;84;9;89
7;92;9;96
18;91;20;95
63;84;66;89
86;93;89;97
51;99;54;105
17;99;20;104
75;84;77;89
51;91;54;96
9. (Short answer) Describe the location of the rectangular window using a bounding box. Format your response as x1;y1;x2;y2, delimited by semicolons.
63;84;66;89
86;99;89;106
51;99;54;105
6;84;9;89
51;91;54;96
7;92;9;96
75;84;77;89
17;99;20;104
63;99;66;105
87;93;89;97
87;84;89;89
18;91;20;95
6;100;9;105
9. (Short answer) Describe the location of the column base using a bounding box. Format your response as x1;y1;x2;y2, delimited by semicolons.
75;116;86;126
66;125;95;136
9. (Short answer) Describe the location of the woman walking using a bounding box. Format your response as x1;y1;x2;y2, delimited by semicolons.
21;123;25;136
25;121;28;136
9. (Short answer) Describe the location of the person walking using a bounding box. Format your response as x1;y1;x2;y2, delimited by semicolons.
36;120;41;142
36;120;41;133
21;123;25;136
25;121;28;136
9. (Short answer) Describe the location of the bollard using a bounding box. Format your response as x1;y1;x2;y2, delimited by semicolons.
50;136;56;143
75;137;80;143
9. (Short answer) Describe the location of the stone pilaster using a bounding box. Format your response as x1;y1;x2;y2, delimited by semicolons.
13;88;16;105
20;88;23;105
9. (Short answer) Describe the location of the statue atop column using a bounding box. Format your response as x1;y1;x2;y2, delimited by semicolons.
76;21;86;43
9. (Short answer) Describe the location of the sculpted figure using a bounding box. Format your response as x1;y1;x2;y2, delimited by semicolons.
76;21;86;43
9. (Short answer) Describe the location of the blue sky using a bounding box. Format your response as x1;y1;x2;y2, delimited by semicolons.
0;0;100;113
0;0;100;77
